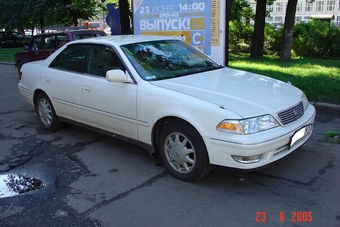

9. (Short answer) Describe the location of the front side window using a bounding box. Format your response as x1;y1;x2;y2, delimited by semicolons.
86;45;125;77
50;44;89;73
121;40;222;81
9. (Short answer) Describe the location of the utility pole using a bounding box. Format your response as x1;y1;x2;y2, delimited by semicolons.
224;0;230;66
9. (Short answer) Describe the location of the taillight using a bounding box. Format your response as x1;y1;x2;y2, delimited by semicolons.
19;71;22;81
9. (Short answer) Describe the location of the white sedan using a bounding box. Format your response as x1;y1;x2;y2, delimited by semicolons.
18;35;316;181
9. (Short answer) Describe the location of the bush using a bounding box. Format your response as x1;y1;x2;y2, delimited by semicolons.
263;23;282;55
229;21;253;52
292;20;340;59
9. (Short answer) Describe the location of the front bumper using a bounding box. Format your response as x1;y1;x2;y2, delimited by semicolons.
205;105;316;169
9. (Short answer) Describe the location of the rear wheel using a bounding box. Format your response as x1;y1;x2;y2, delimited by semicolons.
36;93;64;131
159;121;210;182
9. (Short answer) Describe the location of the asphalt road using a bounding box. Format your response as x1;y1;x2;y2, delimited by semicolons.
0;63;339;227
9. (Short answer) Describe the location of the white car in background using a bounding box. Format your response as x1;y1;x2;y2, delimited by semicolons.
18;35;316;181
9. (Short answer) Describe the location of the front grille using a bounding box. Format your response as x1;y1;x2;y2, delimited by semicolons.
277;102;304;125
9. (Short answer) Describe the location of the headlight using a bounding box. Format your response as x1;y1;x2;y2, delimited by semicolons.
302;93;309;111
217;115;280;135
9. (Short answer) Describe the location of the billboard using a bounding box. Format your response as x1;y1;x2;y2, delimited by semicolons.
133;0;211;55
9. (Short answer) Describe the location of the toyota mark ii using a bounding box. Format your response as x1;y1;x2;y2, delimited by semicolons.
18;35;316;181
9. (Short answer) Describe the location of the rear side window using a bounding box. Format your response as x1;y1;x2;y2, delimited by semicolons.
50;44;89;73
32;35;67;50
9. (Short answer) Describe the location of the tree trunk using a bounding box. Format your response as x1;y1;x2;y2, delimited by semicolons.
250;0;267;59
119;0;131;34
39;12;45;33
279;0;298;61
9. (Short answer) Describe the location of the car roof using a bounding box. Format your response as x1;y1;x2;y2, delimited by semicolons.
68;35;178;46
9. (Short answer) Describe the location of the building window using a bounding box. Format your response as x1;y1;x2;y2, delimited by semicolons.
326;0;335;10
337;16;340;27
316;0;324;11
266;16;273;22
295;16;302;22
305;2;313;11
267;5;273;12
276;2;284;12
296;1;302;11
275;17;283;22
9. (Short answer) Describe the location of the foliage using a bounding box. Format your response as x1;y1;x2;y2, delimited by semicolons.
229;21;253;52
292;20;340;59
0;0;103;30
230;0;254;22
263;24;282;55
229;22;283;55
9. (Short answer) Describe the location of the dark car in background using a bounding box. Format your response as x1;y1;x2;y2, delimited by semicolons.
14;29;107;73
0;31;32;49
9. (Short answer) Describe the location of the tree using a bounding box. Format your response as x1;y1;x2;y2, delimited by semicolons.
119;0;131;34
54;0;102;26
249;0;267;59
0;0;102;31
279;0;298;60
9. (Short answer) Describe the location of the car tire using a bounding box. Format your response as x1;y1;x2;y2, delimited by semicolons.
36;93;64;131
159;121;210;182
16;61;22;75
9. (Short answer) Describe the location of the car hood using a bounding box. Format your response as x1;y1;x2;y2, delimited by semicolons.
151;67;303;118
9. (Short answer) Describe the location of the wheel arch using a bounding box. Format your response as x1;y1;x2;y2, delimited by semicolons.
33;89;47;112
151;116;206;155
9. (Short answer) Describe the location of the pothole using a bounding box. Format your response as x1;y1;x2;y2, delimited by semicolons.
0;174;44;198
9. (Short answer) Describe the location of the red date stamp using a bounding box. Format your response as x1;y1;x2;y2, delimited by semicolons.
256;211;313;223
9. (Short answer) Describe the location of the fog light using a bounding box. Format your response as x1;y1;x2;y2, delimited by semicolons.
232;155;261;164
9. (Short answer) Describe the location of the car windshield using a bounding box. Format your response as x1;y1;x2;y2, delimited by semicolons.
121;40;223;81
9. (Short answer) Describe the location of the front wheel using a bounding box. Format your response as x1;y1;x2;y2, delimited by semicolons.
159;121;210;182
36;93;64;131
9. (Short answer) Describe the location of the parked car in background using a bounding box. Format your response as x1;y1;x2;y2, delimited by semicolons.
14;29;106;74
18;35;316;182
0;31;32;49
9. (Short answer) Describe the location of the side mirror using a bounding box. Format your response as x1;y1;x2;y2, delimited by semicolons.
106;69;132;83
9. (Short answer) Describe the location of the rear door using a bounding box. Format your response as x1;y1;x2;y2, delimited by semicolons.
47;44;89;121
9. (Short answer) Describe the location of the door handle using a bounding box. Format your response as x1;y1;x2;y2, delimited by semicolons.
82;86;91;93
44;77;50;83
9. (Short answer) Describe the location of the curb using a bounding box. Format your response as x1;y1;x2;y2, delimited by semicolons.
1;62;339;111
0;62;15;65
310;102;340;111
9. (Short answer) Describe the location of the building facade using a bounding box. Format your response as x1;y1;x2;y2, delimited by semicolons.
248;0;340;26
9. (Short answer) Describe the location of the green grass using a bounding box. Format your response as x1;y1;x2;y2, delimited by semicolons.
324;130;340;143
0;47;24;62
228;53;340;104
